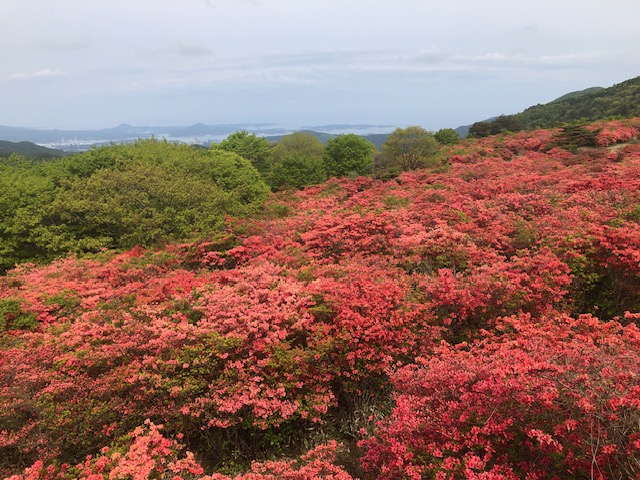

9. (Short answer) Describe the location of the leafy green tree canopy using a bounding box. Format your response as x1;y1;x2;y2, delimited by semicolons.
468;115;523;138
269;153;326;190
38;162;232;252
322;134;376;178
434;128;460;145
165;148;270;205
216;131;274;175
381;126;440;171
272;132;324;162
0;159;57;269
0;139;270;271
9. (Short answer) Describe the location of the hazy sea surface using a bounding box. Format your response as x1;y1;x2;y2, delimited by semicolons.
39;124;396;152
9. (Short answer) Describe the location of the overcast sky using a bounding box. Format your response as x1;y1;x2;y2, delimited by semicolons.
2;0;639;130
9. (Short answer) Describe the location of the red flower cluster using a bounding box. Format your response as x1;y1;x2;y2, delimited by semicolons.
5;421;351;480
360;313;640;479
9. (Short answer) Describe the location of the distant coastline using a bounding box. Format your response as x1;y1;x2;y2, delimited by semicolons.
0;123;397;152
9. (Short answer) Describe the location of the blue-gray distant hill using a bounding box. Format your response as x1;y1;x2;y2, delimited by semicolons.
0;123;284;146
0;123;393;150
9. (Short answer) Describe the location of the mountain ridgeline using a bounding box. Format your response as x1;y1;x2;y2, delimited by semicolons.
0;141;67;159
468;75;640;137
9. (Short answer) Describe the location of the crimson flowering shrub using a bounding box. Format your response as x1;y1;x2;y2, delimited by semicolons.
0;256;436;472
0;264;327;464
420;248;572;337
593;122;639;146
360;313;640;479
304;260;439;388
2;119;640;478
298;212;398;261
6;421;353;480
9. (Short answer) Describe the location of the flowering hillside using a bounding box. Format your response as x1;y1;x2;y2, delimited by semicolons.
2;119;640;479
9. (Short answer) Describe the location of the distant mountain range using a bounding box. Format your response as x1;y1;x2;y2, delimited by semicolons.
0;123;395;152
0;123;290;152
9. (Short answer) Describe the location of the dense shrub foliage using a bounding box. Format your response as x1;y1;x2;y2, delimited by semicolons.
360;313;640;479
0;140;269;271
1;118;640;479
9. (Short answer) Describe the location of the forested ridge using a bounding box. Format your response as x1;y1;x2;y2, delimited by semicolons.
469;76;640;136
1;118;640;479
0;141;66;160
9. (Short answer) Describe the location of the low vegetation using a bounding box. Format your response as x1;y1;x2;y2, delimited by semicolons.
1;118;640;479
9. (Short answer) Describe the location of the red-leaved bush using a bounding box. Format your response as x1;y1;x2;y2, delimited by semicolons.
6;421;353;480
360;312;640;479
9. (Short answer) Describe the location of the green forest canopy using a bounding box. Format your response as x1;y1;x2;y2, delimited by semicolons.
0;139;269;271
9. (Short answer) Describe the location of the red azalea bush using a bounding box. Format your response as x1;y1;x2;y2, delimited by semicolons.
420;247;572;335
360;313;640;479
593;122;639;146
6;421;353;480
0;259;429;470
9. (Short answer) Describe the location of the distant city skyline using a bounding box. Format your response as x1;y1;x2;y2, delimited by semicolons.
2;0;639;130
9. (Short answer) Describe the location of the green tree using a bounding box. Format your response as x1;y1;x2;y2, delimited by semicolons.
467;121;492;138
272;132;324;162
0;157;57;271
549;125;600;152
216;131;274;175
380;126;440;172
165;148;270;205
434;128;460;145
268;153;326;190
0;139;271;269
322;134;376;178
469;115;523;138
38;162;232;253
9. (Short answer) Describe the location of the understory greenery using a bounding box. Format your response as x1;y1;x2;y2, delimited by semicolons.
1;118;640;479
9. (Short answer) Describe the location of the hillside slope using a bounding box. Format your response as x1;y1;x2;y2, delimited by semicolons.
516;76;640;127
468;76;640;136
2;118;640;479
0;140;67;159
548;86;605;103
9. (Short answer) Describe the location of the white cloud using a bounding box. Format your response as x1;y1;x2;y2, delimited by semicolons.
9;69;67;80
117;47;612;94
1;0;639;129
139;41;213;60
451;51;608;70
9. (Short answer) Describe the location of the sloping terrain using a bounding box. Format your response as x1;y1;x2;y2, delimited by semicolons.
1;119;640;479
0;140;66;159
469;76;640;136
